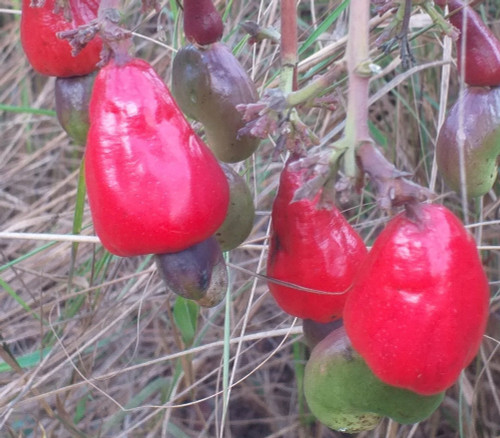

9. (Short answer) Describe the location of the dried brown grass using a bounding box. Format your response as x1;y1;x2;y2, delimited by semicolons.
0;0;499;437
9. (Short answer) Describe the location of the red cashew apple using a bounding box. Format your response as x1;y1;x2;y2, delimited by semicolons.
443;0;500;86
20;0;102;77
344;204;490;395
267;155;368;323
183;0;223;46
85;56;229;257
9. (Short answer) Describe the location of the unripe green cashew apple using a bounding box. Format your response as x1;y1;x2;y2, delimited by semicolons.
304;326;445;433
215;163;255;251
436;87;500;198
55;72;96;145
171;43;260;163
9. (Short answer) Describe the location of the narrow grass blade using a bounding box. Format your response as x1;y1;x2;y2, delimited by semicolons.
0;104;56;116
0;277;40;321
173;296;199;347
298;0;350;56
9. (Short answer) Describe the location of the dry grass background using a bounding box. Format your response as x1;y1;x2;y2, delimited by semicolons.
0;0;499;437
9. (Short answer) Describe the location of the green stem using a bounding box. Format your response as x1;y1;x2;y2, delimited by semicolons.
423;1;459;39
286;59;346;107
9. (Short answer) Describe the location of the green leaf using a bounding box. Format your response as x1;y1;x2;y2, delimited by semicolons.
73;396;88;424
72;161;87;241
368;120;388;150
0;277;40;321
221;264;231;424
173;297;199;346
167;0;178;16
232;34;251;57
0;104;56;116
0;242;56;274
222;0;235;22
67;159;86;292
101;377;171;434
0;346;52;372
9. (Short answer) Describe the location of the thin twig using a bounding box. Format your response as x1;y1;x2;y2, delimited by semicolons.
0;232;100;244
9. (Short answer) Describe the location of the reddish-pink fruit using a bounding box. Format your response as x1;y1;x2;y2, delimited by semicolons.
446;0;500;86
267;156;368;323
183;0;223;46
344;204;490;395
20;0;102;77
85;57;229;257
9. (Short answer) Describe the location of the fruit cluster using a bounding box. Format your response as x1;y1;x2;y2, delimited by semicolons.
19;0;492;434
268;155;489;432
263;2;492;432
20;0;256;308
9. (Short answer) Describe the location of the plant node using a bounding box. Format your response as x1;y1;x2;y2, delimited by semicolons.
237;90;319;156
376;0;415;69
58;6;132;66
356;141;434;211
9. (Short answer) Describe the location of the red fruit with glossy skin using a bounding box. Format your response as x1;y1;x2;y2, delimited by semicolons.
267;156;368;323
20;0;102;77
85;57;230;257
183;0;223;46
344;204;490;395
446;0;500;86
